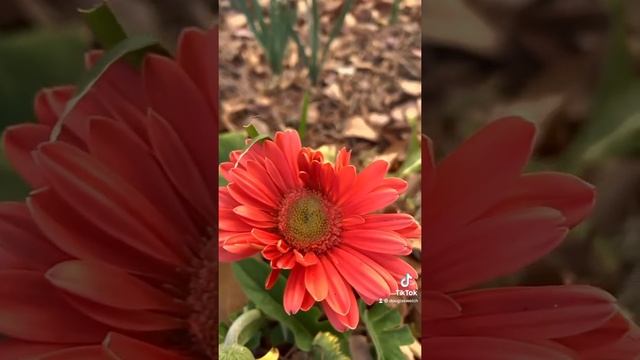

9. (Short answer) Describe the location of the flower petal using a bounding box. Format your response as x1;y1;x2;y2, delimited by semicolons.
283;266;306;315
46;260;180;311
342;229;411;255
428;117;535;228
0;270;108;343
426;207;567;292
423;337;575;359
328;247;391;303
103;332;186;359
305;260;329;301
426;286;617;340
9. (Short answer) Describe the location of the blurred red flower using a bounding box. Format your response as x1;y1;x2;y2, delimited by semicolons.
0;27;217;358
219;129;421;331
424;118;640;359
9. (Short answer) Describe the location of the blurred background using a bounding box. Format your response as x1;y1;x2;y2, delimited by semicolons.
218;0;421;358
0;0;216;200
424;0;640;323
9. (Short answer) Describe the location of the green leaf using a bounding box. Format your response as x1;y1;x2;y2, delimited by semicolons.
0;28;86;126
219;131;248;163
80;2;169;66
362;303;414;360
79;2;128;50
312;332;350;360
220;344;255;360
244;124;260;139
49;35;160;141
224;309;265;347
232;258;330;351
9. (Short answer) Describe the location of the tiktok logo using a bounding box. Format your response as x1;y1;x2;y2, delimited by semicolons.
400;273;413;288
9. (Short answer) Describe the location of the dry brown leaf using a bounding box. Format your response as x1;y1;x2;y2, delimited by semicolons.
423;0;501;56
368;112;391;127
323;82;345;103
399;79;421;96
344;116;378;141
226;12;246;29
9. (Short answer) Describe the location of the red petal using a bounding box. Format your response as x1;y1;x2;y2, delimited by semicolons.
265;268;281;289
251;228;280;246
342;229;411;255
34;86;74;126
486;172;596;228
358;213;418;231
27;188;177;281
426;207;567;292
36;345;111;360
423;135;435;194
300;290;315;311
556;312;631;352
320;256;352;316
338;160;388;205
144;110;215;222
305;261;329;301
87;117;200;247
46;260;179;311
0;270;108;343
340;245;400;298
424;291;461;320
35;142;186;266
64;294;183;331
283;266;306;315
0;202;68;270
342;188;399;216
294;250;319;266
2;123;50;187
321;290;358;332
426;286;617;340
423;337;575;359
233;205;275;223
103;332;186;359
143;54;216;190
429;117;535;228
328;247;391;303
274;130;302;184
0;340;66;360
177;27;217;116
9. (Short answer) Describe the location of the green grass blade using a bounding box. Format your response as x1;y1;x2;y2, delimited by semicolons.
309;0;320;84
290;30;309;67
320;0;353;68
298;89;311;141
390;0;401;25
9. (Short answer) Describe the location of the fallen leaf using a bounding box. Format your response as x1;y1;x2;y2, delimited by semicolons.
344;116;378;141
399;79;421;96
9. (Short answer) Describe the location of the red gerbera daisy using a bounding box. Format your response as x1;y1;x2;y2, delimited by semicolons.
0;27;218;358
219;130;421;331
424;118;640;359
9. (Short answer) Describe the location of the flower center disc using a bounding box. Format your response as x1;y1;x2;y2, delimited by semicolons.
187;241;216;358
278;189;341;253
